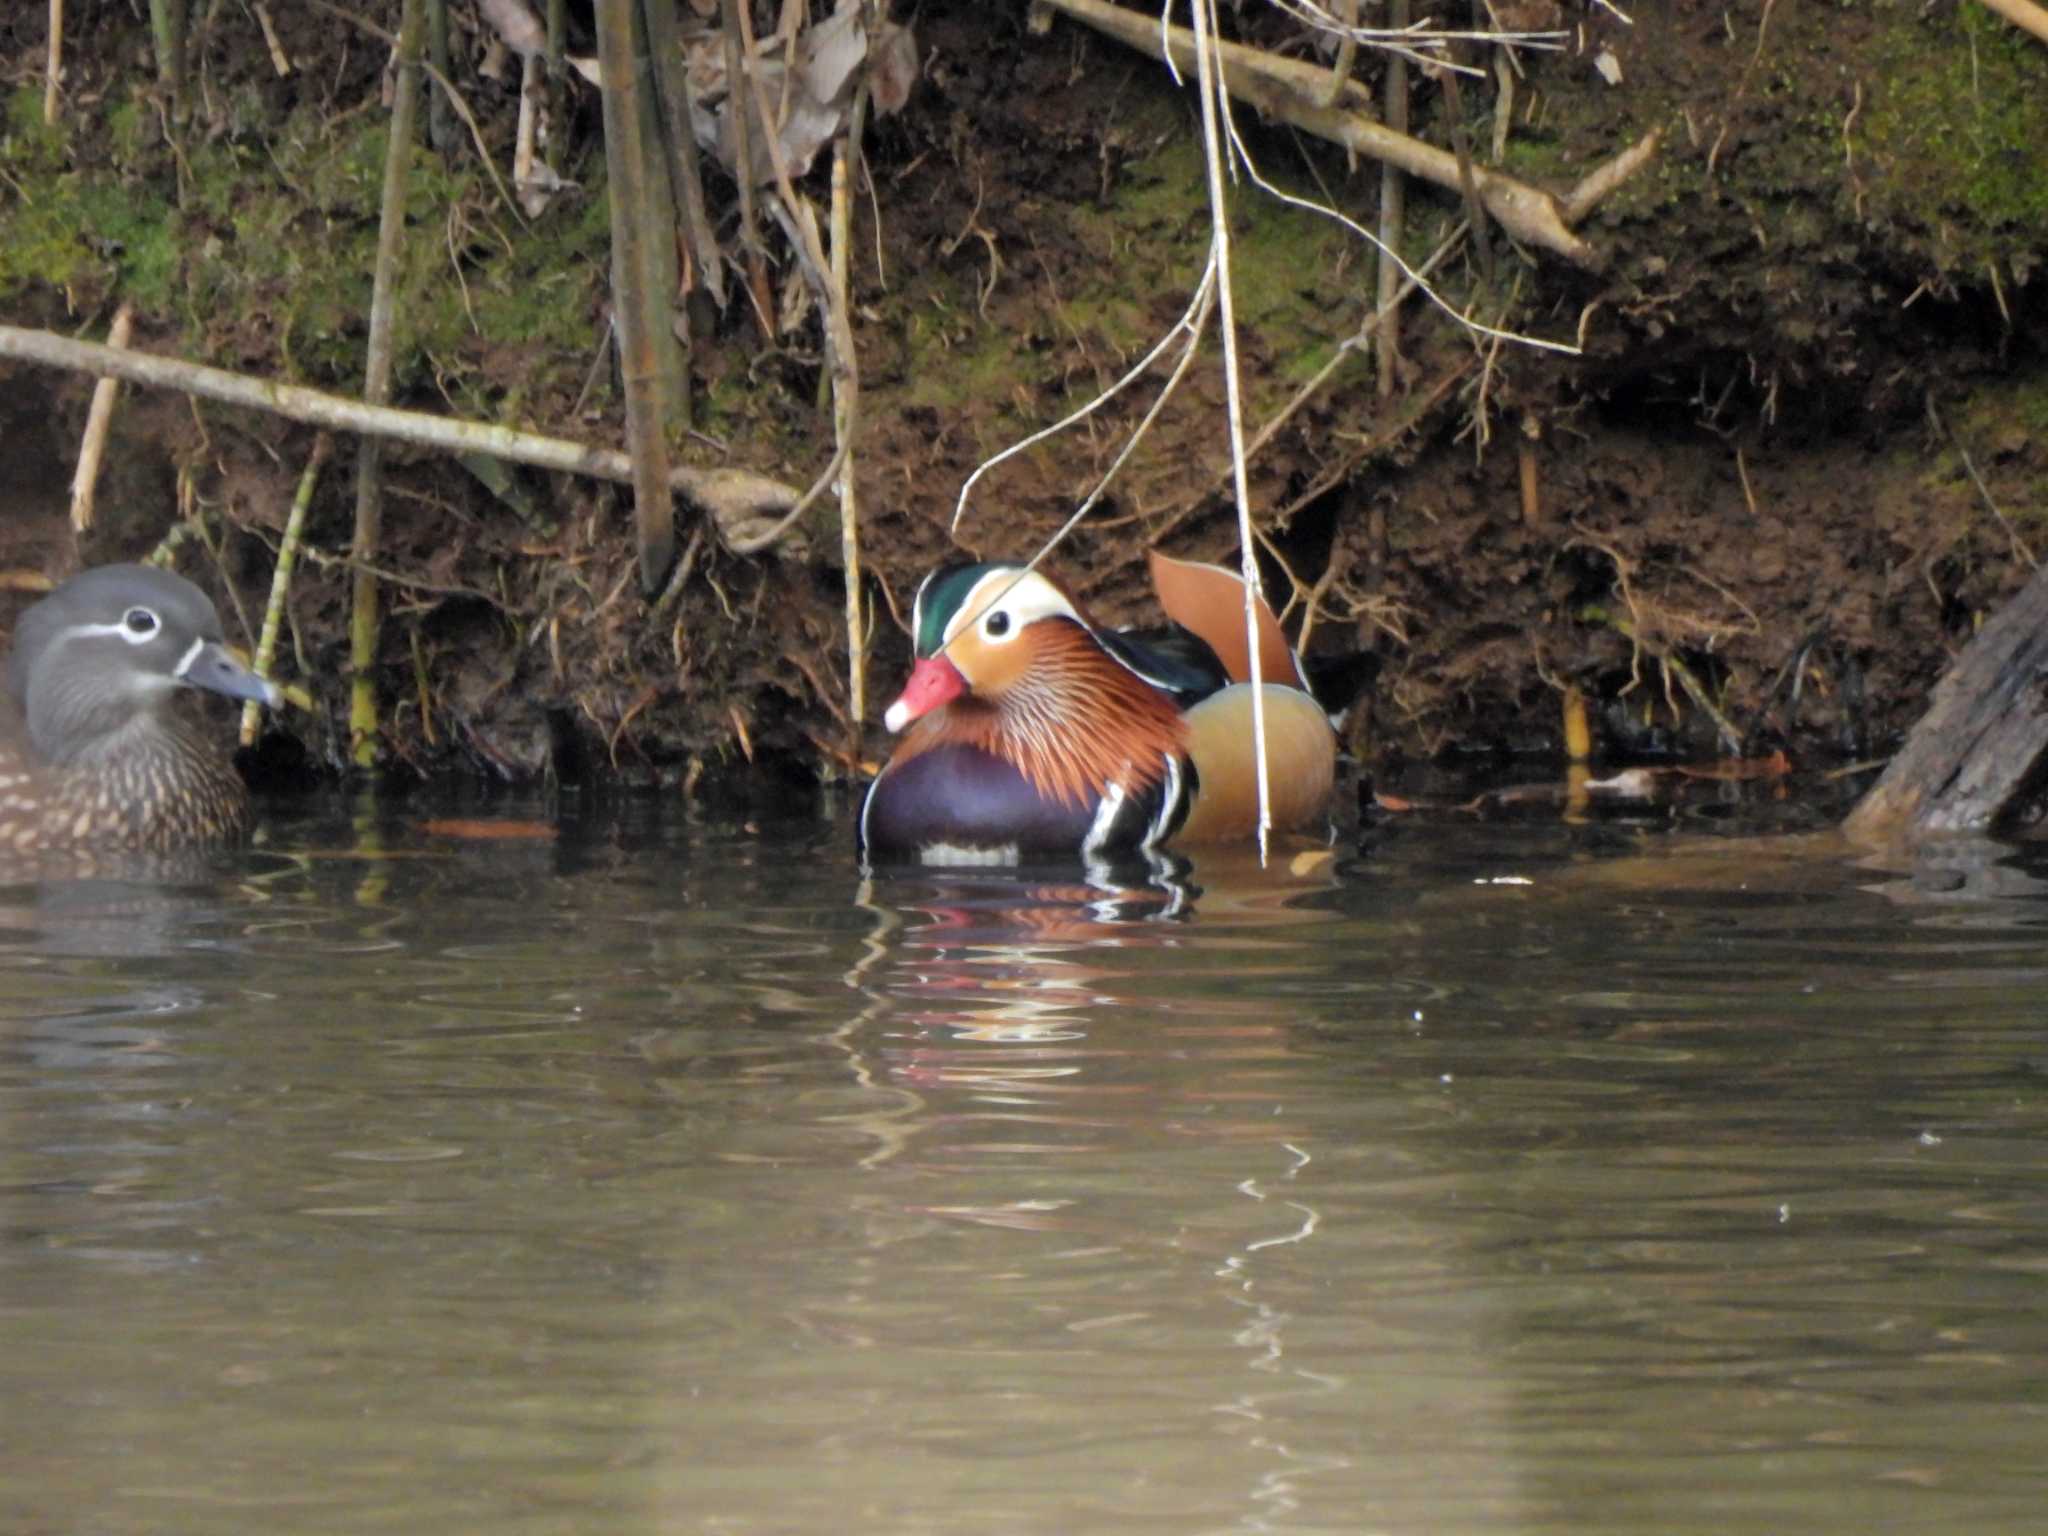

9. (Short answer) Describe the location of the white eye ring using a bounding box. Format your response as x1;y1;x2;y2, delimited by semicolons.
122;607;161;641
982;610;1012;641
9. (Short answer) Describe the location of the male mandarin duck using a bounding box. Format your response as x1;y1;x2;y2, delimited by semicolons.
860;550;1337;863
1;564;280;854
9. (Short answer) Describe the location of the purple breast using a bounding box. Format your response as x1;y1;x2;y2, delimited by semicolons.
860;743;1101;858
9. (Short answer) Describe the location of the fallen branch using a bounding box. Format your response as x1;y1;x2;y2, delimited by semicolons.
1036;0;1647;268
0;323;801;533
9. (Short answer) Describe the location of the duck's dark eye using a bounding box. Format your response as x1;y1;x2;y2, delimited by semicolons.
123;607;160;637
985;611;1011;638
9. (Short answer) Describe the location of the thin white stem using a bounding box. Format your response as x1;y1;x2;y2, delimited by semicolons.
951;259;1217;531
1190;0;1272;854
1216;93;1577;356
939;266;1218;652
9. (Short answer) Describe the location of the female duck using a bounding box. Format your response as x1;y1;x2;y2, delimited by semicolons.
2;564;280;854
861;552;1335;863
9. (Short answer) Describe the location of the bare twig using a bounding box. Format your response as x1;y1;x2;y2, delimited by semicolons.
1932;396;2037;569
642;0;726;306
307;2;528;228
253;3;291;75
1319;0;1359;107
953;266;1218;534
242;435;330;744
1436;64;1496;284
1560;128;1662;226
725;443;847;555
719;0;775;335
349;0;424;769
1207;220;1467;509
68;305;134;531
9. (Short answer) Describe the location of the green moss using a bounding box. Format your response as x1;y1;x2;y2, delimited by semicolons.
1853;4;2048;267
1;82;609;411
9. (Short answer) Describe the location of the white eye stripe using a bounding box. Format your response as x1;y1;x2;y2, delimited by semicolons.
945;570;1081;647
64;618;161;648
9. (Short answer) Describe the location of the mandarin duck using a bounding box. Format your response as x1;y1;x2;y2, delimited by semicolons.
1;564;281;854
860;551;1337;863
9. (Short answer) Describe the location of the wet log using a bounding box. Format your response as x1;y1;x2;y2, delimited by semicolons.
1844;560;2048;842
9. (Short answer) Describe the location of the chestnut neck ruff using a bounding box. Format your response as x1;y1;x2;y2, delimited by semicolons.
895;619;1189;809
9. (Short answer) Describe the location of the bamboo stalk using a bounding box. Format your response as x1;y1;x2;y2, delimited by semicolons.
68;305;134;532
427;0;453;152
350;0;426;770
597;0;679;593
544;0;568;154
44;0;62;124
148;0;187;121
1375;0;1408;398
0;323;799;520
633;0;693;429
243;435;329;745
546;0;566;71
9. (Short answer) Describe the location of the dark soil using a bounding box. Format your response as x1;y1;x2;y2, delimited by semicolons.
2;2;2045;804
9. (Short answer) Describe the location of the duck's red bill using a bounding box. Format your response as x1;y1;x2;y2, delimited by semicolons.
883;655;965;733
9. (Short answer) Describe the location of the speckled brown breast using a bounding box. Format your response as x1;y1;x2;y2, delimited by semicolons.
0;719;253;855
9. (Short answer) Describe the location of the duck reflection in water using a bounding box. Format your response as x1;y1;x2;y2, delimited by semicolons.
849;844;1339;1110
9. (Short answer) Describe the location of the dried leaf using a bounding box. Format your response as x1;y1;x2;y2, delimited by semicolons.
420;819;559;840
1674;751;1793;782
479;0;547;59
869;22;920;116
800;4;868;111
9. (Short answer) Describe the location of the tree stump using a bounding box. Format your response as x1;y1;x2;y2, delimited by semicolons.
1844;560;2048;843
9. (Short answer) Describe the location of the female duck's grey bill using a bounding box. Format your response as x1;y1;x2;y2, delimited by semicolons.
176;637;282;708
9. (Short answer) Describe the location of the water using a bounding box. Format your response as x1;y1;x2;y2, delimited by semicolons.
3;794;2045;1535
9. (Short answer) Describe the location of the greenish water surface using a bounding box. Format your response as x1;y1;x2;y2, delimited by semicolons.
2;796;2044;1534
